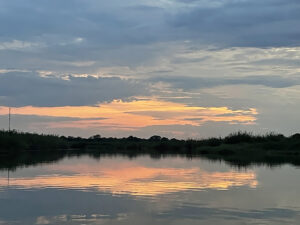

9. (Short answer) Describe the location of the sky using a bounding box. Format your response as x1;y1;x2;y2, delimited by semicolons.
0;0;299;138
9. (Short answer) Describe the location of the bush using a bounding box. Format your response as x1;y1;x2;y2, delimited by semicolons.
224;132;254;144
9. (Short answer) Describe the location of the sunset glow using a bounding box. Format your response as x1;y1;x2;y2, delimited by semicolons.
0;99;257;130
0;165;257;196
1;1;299;225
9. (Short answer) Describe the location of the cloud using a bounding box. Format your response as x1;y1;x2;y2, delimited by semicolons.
0;0;299;77
0;72;147;107
1;0;299;58
159;206;299;220
0;0;299;138
0;40;43;51
150;75;300;90
0;98;258;131
149;76;300;90
169;0;300;47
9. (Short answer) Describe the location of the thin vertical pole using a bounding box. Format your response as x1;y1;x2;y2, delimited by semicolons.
8;107;11;132
8;169;9;187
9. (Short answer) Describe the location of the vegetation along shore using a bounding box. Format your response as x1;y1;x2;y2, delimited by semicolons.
1;130;300;168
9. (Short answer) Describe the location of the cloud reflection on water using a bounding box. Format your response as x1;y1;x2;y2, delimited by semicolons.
0;163;257;196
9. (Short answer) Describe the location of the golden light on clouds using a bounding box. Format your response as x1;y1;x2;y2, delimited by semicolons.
0;98;257;130
0;165;257;196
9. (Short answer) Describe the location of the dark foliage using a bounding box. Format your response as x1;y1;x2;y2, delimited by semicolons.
0;130;300;168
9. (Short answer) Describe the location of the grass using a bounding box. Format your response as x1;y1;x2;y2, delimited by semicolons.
0;130;68;152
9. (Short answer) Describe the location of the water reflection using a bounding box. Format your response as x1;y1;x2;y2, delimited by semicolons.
0;155;299;225
0;164;257;196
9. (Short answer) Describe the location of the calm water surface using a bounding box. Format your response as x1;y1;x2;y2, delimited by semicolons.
0;155;300;225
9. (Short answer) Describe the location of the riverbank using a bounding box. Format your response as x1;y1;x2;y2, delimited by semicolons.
1;130;300;167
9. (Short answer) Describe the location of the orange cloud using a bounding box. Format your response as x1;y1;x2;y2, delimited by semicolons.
0;98;257;130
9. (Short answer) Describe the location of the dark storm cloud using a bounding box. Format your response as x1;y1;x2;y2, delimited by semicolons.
150;75;300;90
0;72;147;107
